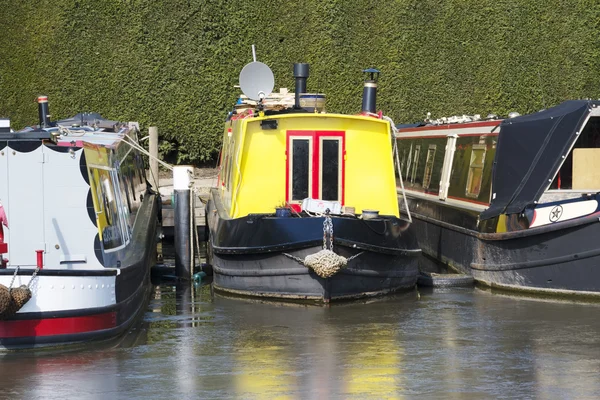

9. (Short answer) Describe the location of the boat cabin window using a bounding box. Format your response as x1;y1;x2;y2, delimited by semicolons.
549;117;600;190
226;138;235;191
466;144;487;198
320;138;342;201
290;137;312;201
89;167;130;251
423;145;437;189
410;145;421;184
287;131;345;204
400;146;408;177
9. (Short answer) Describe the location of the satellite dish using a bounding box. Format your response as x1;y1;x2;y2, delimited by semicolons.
239;61;274;101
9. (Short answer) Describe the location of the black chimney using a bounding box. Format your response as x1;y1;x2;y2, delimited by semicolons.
361;68;380;114
37;95;51;128
293;63;309;109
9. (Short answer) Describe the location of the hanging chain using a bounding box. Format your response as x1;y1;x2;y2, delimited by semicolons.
322;210;334;251
323;216;328;250
8;266;19;289
328;216;334;251
282;252;305;265
28;267;40;289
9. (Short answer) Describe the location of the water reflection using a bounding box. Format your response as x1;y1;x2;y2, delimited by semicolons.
2;284;600;399
212;291;418;399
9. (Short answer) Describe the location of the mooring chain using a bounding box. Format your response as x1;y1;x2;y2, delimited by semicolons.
8;266;19;289
327;216;334;251
281;211;368;278
282;253;305;265
28;267;40;289
323;210;334;251
322;217;328;250
346;251;365;262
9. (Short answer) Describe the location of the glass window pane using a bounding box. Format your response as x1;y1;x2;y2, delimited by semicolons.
90;168;125;250
292;139;310;200
423;146;437;189
321;139;340;201
466;145;487;197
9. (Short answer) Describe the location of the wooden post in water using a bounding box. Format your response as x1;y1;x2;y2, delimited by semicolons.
149;126;159;188
174;166;194;280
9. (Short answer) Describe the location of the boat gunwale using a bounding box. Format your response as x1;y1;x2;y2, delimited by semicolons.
408;207;600;241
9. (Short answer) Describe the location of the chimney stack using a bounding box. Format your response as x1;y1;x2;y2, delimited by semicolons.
361;68;380;114
293;63;310;109
37;96;51;128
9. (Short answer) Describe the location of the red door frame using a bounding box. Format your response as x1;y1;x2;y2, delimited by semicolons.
285;130;346;207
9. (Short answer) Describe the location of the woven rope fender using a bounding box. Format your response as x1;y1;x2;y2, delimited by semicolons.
304;249;348;279
0;284;32;320
0;284;14;319
11;285;32;310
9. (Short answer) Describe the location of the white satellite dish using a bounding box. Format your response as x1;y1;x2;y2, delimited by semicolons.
239;61;274;101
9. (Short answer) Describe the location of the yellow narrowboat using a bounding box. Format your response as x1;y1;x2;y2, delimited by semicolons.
206;61;420;303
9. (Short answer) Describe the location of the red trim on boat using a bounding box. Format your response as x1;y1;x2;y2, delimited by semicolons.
396;132;499;140
396;135;449;139
311;133;319;200
0;312;117;338
57;140;84;147
285;130;346;206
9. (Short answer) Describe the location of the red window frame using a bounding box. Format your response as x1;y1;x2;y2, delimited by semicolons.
285;130;346;207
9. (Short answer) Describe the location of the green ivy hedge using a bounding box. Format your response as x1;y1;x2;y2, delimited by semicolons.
1;0;599;162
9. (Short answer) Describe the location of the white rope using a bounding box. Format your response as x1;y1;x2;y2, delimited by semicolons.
57;125;87;137
382;115;412;223
121;134;174;171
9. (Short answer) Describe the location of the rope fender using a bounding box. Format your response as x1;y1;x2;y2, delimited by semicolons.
0;266;37;320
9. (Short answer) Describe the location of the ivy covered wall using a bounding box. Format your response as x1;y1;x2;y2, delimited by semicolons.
1;0;599;162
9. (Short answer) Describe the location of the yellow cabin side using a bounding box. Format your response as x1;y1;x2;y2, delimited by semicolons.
218;113;399;219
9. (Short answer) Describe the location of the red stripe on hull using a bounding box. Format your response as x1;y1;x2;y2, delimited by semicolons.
0;312;117;338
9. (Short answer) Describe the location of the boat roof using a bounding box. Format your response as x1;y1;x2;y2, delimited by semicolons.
395;119;501;137
2;113;132;149
481;100;600;220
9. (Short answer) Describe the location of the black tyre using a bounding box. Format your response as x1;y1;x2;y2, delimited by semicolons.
417;271;474;288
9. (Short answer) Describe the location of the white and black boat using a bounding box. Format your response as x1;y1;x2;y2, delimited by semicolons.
0;97;160;349
395;100;600;296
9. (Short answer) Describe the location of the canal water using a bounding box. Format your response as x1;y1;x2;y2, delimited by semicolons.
2;281;600;399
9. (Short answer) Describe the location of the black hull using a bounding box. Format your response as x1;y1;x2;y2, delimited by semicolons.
212;245;418;302
411;208;600;297
208;189;420;303
0;193;159;350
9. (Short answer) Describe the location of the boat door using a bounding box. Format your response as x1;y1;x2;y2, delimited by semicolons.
286;130;345;205
6;143;46;266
